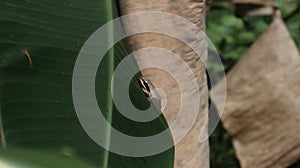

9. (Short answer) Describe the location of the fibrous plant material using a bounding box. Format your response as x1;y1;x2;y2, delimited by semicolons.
211;12;300;168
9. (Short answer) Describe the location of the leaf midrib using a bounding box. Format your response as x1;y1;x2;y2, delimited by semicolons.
102;0;114;167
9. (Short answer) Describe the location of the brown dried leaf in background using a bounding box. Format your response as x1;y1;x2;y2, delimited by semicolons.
235;4;274;17
215;0;274;6
211;11;300;168
212;0;275;16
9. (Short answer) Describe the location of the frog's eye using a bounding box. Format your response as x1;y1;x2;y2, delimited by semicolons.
138;77;151;98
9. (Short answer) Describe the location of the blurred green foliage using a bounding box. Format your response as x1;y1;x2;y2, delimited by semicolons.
207;0;300;167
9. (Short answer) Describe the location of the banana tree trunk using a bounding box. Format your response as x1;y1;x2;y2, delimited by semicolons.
119;1;209;168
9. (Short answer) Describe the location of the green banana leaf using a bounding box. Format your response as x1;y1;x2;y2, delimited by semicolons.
0;0;174;167
0;148;97;168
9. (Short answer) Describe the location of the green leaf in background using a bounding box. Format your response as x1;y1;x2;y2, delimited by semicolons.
0;0;174;167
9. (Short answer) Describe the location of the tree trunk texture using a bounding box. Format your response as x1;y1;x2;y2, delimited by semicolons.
118;1;209;168
211;12;300;168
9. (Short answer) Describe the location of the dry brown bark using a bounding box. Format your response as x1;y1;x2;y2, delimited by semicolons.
211;12;300;168
118;0;209;168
